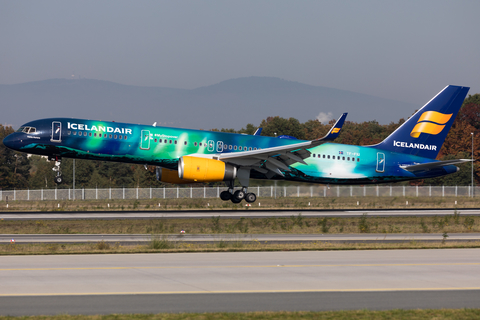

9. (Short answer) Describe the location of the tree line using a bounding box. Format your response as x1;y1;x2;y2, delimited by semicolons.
1;94;479;190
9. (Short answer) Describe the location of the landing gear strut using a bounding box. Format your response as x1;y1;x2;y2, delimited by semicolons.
50;156;63;184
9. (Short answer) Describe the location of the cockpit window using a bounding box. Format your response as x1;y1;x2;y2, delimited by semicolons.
18;126;37;133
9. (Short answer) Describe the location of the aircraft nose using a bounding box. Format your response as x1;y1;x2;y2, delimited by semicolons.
3;133;18;150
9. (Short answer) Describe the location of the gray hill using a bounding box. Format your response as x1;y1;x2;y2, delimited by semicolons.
0;77;417;130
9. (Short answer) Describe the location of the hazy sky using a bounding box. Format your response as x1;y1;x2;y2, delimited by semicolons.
1;1;479;104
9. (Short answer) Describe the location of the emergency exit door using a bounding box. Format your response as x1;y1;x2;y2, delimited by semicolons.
51;121;62;142
376;152;385;173
140;130;150;150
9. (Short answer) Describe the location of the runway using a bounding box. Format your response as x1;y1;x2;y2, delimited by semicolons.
3;233;480;244
1;249;480;315
1;208;480;220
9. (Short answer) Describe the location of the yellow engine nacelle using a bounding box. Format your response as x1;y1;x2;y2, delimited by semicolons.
178;156;237;182
156;167;194;184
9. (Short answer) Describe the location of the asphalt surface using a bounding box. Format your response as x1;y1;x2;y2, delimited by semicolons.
2;233;480;244
1;249;480;315
1;208;480;220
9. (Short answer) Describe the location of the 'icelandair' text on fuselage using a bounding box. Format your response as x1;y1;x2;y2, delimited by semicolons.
67;122;132;135
393;140;437;151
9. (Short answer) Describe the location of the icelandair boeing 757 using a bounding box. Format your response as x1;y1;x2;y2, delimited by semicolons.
2;85;471;203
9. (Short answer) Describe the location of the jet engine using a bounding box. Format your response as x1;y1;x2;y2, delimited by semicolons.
156;167;193;184
178;156;237;182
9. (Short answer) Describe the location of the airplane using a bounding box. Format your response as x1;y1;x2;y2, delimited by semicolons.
2;85;471;203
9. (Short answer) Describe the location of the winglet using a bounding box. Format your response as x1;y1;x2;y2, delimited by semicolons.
318;113;347;141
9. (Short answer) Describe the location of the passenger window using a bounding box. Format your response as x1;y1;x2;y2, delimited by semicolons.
109;134;112;138
84;132;88;136
342;156;345;160
239;147;242;151
154;139;157;142
73;131;77;135
114;134;117;139
323;155;325;159
119;135;123;140
234;146;237;150
313;154;316;158
184;141;187;145
169;140;172;144
174;141;177;145
124;136;127;140
347;157;350;161
89;132;92;137
194;142;197;147
333;156;335;159
357;158;360;162
327;155;330;159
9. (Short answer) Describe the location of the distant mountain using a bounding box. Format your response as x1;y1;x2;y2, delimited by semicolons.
0;77;417;130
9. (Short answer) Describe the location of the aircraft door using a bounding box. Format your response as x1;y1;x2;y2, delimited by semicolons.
140;130;151;150
376;152;385;173
51;121;62;143
217;141;224;152
208;140;214;152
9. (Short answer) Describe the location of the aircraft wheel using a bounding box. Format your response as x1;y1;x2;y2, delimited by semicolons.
234;190;245;201
54;176;63;184
245;193;256;203
220;191;231;201
231;197;242;204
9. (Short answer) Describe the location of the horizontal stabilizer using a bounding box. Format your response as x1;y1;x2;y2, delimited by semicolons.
400;159;473;172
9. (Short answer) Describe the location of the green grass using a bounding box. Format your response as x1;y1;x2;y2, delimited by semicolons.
1;309;480;319
2;239;480;255
0;214;478;235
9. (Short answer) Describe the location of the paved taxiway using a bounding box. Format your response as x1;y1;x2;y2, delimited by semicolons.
1;249;480;315
1;208;480;220
2;233;480;244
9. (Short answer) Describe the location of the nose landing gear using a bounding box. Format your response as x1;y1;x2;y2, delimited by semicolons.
50;156;63;184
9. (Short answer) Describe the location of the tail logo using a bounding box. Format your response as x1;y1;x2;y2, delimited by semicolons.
410;111;452;138
332;128;341;134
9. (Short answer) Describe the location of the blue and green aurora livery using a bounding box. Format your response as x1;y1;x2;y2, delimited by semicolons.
3;85;471;203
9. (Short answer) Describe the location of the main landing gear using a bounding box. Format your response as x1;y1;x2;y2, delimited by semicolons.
220;181;257;203
50;156;63;184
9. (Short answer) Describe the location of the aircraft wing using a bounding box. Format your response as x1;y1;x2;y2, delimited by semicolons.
400;159;474;172
216;113;347;177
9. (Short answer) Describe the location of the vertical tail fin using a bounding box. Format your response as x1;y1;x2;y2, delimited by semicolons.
374;85;469;159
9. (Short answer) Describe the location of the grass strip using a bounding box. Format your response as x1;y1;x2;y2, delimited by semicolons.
0;212;477;235
2;239;480;255
1;309;480;319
